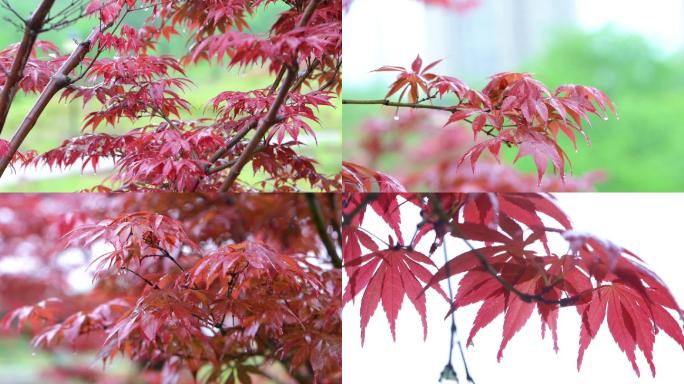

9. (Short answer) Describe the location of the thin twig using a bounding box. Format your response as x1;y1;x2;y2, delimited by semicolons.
427;194;590;307
342;98;455;111
441;242;475;383
0;0;28;23
305;193;342;268
123;267;158;288
204;116;285;174
291;58;319;91
342;193;378;225
149;244;185;272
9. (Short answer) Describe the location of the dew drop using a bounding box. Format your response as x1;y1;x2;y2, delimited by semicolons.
393;115;400;121
602;116;608;121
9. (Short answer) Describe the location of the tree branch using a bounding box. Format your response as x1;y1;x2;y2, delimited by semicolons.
427;194;591;307
342;98;455;112
305;193;341;268
0;25;106;177
204;116;285;174
218;0;321;191
342;193;378;225
343;98;516;142
218;68;297;191
123;267;158;289
0;0;57;135
291;58;320;92
0;0;28;24
149;244;185;272
328;193;342;244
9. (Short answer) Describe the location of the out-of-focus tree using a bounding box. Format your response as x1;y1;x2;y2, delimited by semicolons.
1;193;342;383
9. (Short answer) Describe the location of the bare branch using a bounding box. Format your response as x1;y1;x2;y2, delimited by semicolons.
0;0;28;24
291;58;320;91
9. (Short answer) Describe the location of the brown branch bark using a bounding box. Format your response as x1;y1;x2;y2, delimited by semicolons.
342;98;455;112
344;98;518;142
219;69;297;191
0;0;57;134
218;0;321;192
123;267;158;289
203;116;285;175
305;193;341;268
0;26;103;177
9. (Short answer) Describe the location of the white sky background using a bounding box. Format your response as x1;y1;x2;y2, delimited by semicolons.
342;194;684;384
344;0;684;86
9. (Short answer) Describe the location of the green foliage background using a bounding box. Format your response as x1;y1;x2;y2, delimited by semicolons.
521;27;684;191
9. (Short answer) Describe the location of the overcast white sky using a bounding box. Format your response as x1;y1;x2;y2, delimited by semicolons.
343;194;684;384
344;0;684;85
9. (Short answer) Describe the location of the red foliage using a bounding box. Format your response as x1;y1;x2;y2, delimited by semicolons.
386;59;614;184
0;0;341;192
1;194;341;383
342;193;684;377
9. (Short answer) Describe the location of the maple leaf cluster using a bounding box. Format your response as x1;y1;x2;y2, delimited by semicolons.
342;193;684;377
1;193;342;383
0;0;341;192
344;54;616;191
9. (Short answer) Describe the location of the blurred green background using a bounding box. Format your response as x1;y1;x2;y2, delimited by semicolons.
343;26;684;191
0;0;341;192
0;337;137;383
